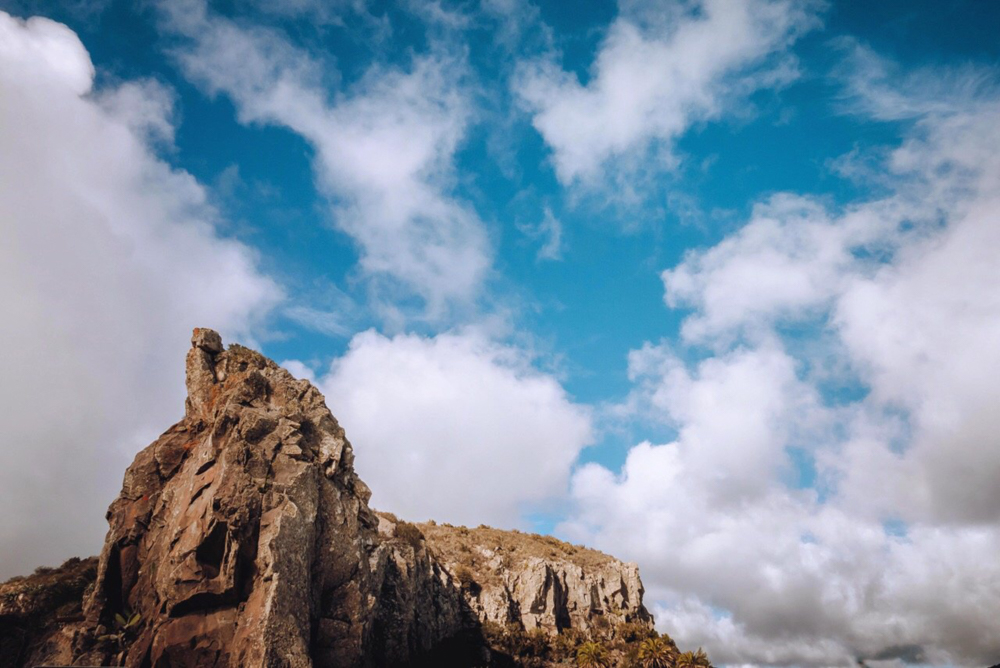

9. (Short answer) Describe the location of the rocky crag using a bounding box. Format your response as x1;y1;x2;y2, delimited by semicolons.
0;329;663;667
415;522;650;635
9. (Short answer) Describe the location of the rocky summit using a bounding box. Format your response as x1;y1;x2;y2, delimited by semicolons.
0;329;681;667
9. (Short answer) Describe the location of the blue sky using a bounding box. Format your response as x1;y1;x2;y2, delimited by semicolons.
2;0;1000;665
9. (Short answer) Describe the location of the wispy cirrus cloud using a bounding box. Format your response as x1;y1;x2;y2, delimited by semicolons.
834;37;999;122
159;0;490;317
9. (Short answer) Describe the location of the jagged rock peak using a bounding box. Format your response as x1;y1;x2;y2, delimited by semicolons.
181;327;361;488
2;329;659;668
77;328;398;667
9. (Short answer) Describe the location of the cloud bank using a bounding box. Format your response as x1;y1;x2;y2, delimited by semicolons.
562;53;1000;666
0;11;280;578
294;329;593;527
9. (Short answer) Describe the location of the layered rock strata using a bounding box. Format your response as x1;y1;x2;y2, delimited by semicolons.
1;329;653;667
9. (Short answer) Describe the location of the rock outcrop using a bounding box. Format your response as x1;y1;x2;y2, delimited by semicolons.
416;522;651;634
0;329;654;667
0;557;97;665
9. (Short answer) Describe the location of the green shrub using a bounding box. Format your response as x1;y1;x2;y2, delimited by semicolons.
551;628;586;660
522;628;551;658
454;565;481;596
393;522;424;550
618;621;658;643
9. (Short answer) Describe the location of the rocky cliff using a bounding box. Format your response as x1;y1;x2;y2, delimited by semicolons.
415;522;651;634
0;329;656;667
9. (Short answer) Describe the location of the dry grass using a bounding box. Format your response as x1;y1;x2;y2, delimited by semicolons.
416;521;617;577
373;512;622;594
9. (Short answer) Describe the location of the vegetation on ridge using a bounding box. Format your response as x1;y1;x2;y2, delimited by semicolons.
373;512;715;668
479;619;713;667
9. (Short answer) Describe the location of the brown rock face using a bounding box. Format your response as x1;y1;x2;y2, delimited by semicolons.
2;329;654;667
77;329;471;667
417;523;652;634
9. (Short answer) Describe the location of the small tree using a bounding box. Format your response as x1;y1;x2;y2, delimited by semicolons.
637;636;677;668
678;649;713;668
576;640;610;668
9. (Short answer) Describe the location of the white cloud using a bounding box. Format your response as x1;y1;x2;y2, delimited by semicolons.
514;0;821;186
834;38;997;122
834;181;1000;525
662;193;906;344
0;12;280;578
284;304;355;337
159;0;490;315
305;329;593;527
517;206;564;261
243;0;374;27
563;52;1000;666
535;207;564;260
625;341;828;504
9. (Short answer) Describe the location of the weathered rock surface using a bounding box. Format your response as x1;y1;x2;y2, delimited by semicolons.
0;329;654;667
0;557;97;665
417;522;651;634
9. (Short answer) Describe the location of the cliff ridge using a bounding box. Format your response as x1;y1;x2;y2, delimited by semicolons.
0;329;679;668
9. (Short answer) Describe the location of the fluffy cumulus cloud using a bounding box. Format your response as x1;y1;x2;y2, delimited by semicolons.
158;0;489;315
515;0;821;186
300;330;593;527
562;55;1000;666
0;12;280;578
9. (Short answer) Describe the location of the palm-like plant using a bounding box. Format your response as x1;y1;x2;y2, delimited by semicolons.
676;650;697;668
677;648;713;668
97;610;141;666
637;636;677;668
576;640;610;668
